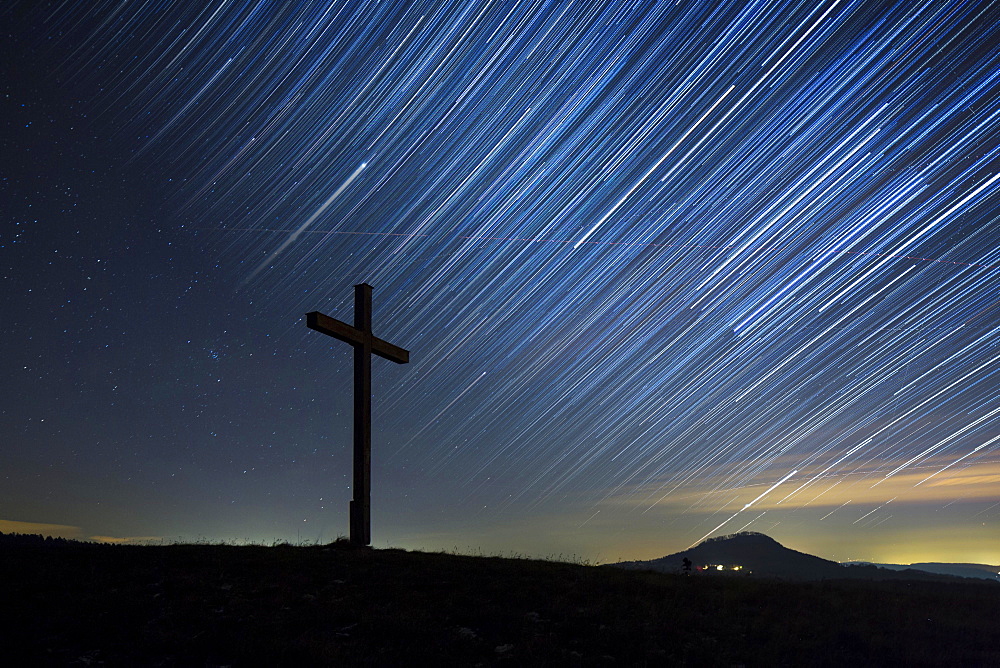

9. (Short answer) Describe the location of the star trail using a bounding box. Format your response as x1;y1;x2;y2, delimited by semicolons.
2;0;999;563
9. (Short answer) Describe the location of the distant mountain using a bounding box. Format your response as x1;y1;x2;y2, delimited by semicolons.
844;561;1000;582
616;532;998;583
617;532;844;580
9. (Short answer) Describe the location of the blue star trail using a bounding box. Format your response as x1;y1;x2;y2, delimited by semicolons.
2;0;998;561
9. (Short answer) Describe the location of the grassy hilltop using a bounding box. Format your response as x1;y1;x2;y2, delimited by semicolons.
2;536;998;666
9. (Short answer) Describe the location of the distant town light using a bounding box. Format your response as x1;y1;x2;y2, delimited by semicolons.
700;563;745;572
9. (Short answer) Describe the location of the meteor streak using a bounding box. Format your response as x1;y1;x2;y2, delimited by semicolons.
689;470;797;548
242;163;367;284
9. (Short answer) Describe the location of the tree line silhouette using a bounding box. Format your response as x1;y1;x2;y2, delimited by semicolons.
0;532;81;547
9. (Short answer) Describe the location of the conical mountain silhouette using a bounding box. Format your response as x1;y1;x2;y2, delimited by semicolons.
617;532;845;579
616;532;999;582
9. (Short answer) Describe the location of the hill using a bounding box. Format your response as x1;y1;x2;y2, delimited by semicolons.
1;535;999;665
616;531;845;579
845;561;1000;582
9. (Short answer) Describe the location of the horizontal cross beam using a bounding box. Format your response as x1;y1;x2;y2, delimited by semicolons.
306;310;409;364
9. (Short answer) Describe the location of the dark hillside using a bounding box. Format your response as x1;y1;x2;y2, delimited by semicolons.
881;562;1000;582
1;535;998;666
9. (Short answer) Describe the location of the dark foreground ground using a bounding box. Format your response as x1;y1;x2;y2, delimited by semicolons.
2;539;998;666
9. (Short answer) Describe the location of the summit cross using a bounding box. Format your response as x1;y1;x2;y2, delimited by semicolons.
306;283;409;546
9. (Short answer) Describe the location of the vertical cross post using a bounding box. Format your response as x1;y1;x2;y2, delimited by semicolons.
307;284;409;545
352;284;372;545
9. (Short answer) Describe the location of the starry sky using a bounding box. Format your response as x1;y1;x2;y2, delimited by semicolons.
3;0;999;565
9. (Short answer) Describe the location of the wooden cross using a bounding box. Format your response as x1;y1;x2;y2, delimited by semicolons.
306;283;409;545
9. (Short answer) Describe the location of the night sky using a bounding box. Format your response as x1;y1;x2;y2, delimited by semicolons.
3;0;999;565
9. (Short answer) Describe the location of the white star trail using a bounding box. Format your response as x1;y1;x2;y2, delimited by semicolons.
25;0;1000;552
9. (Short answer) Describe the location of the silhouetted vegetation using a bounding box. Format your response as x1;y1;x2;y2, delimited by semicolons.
1;535;998;665
0;531;80;547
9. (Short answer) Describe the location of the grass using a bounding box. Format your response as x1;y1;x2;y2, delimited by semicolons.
2;538;998;666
